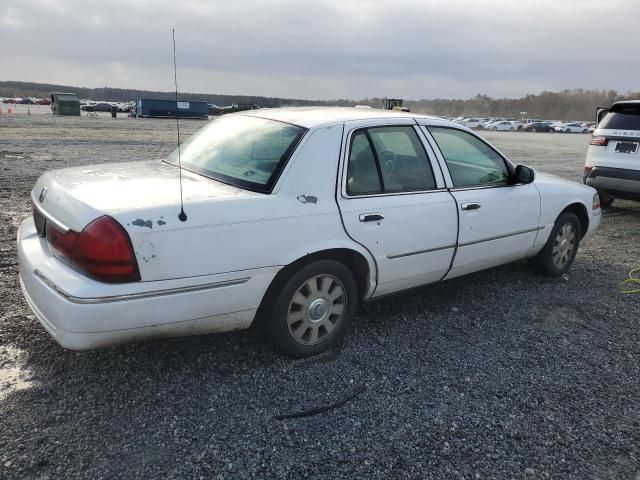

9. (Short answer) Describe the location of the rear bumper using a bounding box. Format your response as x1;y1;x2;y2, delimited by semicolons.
584;166;640;200
17;217;277;350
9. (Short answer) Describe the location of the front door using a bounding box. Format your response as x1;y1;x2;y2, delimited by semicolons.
423;126;541;279
337;120;458;296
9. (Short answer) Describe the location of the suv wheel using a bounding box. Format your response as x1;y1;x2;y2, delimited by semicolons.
259;260;359;357
528;212;582;277
598;190;615;208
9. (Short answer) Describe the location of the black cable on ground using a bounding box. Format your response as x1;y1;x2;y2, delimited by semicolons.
273;385;366;420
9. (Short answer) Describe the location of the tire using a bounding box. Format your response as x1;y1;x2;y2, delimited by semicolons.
259;260;359;358
582;129;588;133
548;128;554;133
565;129;570;133
509;127;514;131
528;212;582;277
532;127;537;132
492;127;497;131
598;190;615;208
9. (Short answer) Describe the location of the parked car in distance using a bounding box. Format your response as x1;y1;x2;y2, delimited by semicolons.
584;100;640;206
555;122;589;133
523;121;555;133
18;108;601;357
457;118;484;129
488;120;518;131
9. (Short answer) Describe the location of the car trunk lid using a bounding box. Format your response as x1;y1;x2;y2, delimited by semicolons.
31;160;255;232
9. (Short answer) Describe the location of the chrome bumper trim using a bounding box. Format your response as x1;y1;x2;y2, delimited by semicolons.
33;269;250;304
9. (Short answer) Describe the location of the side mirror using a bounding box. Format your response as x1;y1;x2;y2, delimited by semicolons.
514;165;535;184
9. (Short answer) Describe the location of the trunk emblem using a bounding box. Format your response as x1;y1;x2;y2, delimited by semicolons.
38;187;48;203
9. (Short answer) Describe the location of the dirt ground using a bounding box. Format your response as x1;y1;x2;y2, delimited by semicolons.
1;113;639;479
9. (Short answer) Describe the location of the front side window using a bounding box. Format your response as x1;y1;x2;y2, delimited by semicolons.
429;127;510;188
166;115;306;193
346;126;436;196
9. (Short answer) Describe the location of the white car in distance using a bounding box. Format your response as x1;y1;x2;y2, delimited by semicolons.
555;122;589;133
457;118;483;129
18;108;601;357
487;121;518;131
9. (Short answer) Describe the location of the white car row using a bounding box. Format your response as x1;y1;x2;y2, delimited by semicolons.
454;117;592;133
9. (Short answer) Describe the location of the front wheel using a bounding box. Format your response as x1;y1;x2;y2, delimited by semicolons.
259;260;359;357
528;212;581;277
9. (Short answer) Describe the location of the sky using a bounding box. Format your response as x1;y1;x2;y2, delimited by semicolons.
1;0;639;101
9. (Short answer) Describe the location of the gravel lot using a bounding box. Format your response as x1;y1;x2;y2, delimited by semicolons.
1;113;639;479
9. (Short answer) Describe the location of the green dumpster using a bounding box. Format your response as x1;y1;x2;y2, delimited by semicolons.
51;92;81;116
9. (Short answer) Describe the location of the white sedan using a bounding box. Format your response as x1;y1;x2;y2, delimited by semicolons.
18;108;601;357
554;122;589;133
487;121;519;131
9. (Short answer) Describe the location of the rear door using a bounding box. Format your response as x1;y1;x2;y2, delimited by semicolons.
337;119;458;296
422;125;541;279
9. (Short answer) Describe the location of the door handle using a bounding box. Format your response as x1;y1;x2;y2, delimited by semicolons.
461;202;481;211
359;213;385;222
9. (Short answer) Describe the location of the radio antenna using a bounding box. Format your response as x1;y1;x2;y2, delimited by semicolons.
172;28;187;222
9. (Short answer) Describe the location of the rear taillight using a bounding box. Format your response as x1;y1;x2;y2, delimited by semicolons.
584;166;593;177
72;216;140;283
592;192;601;210
589;136;609;146
47;216;140;283
46;223;78;264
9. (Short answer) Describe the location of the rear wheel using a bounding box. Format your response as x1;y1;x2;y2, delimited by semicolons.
259;260;358;357
548;128;554;133
598;190;615;208
528;212;581;277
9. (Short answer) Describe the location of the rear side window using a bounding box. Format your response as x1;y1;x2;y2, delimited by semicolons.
347;131;382;195
599;105;640;131
429;127;510;188
346;126;436;196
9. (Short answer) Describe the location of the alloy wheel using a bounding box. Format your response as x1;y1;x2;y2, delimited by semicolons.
287;274;347;345
552;223;577;268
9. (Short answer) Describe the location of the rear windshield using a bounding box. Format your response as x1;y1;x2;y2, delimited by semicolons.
599;104;640;131
166;115;306;193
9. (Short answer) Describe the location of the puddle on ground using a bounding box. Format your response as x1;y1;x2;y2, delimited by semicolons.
0;345;33;400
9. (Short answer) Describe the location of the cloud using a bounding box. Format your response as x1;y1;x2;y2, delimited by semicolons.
1;0;639;99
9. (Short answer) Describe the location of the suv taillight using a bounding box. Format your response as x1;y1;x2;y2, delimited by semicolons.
589;136;609;146
47;216;140;283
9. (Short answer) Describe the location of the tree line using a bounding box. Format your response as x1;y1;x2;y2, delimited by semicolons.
1;81;637;120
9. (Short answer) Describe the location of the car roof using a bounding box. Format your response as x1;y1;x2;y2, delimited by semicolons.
237;106;449;129
612;100;640;106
